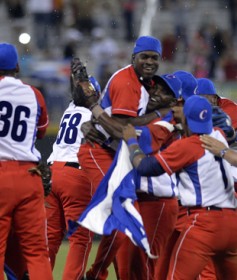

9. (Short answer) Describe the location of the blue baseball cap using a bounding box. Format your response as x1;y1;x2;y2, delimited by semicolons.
89;76;101;97
196;78;216;95
0;43;18;70
173;70;197;101
154;74;182;99
133;36;162;56
183;95;213;134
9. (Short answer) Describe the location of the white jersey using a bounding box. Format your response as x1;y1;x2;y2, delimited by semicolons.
47;102;92;163
0;77;43;161
138;173;179;198
157;130;237;208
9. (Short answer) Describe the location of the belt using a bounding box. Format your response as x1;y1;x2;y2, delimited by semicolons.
64;162;81;169
187;206;236;215
48;162;81;169
136;192;174;202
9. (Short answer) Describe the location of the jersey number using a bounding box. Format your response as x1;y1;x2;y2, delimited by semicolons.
56;113;82;145
0;101;30;142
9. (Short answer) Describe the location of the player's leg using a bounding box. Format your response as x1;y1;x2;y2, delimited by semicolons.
86;230;126;280
167;211;220;280
45;188;65;268
155;205;188;279
13;164;53;280
61;166;94;280
5;230;27;279
199;260;217;280
213;250;237;279
128;198;178;280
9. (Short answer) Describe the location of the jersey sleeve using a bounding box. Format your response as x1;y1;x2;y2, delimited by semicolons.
219;98;237;130
109;76;140;117
138;120;174;154
31;86;49;139
155;136;205;175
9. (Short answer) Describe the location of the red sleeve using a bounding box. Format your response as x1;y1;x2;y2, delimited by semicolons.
146;120;175;153
109;68;142;117
219;98;237;130
155;135;205;175
31;86;49;139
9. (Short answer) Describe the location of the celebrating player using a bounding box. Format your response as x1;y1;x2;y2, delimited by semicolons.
0;43;53;280
122;95;237;279
45;59;102;280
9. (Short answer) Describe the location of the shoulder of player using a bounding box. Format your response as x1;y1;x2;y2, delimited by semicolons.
110;65;139;85
218;97;237;108
170;134;204;154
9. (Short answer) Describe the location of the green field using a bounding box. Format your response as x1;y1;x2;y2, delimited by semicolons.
4;240;116;280
53;240;116;280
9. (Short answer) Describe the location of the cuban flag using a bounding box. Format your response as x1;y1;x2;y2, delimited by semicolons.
4;264;17;280
68;140;156;258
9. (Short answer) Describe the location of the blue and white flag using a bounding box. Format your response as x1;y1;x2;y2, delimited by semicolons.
68;140;156;258
4;264;17;280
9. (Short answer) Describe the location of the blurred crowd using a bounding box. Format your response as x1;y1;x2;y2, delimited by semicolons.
2;0;237;124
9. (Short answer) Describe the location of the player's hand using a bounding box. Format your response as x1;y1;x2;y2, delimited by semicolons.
71;57;89;85
28;161;52;197
122;124;137;142
200;134;227;156
81;120;107;147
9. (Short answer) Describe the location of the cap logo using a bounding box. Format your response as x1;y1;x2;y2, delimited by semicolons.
199;109;208;120
165;74;175;79
193;86;198;95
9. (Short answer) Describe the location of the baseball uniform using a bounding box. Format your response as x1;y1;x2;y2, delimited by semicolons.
0;76;52;280
46;102;97;280
153;130;237;279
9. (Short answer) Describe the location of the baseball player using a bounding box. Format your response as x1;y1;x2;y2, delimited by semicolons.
76;70;184;279
0;43;53;280
45;59;102;280
77;35;164;280
123;95;237;279
196;77;237;144
160;73;236;279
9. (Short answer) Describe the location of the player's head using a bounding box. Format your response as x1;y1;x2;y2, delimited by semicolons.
72;76;101;107
173;70;197;101
0;43;19;74
146;74;182;112
195;78;218;106
132;36;162;80
183;95;213;135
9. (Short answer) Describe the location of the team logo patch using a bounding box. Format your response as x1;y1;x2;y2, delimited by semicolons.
199;109;208;120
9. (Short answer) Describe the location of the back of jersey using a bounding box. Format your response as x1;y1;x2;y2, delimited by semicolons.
0;76;41;161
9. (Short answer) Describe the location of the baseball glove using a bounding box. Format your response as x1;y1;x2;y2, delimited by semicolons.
70;57;98;108
212;106;235;140
28;161;52;197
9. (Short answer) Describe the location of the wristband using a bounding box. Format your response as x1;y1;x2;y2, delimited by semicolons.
219;148;229;158
127;138;138;147
129;148;144;163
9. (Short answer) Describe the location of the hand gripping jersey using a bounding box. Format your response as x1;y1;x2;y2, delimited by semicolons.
48;102;92;163
0;76;48;161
